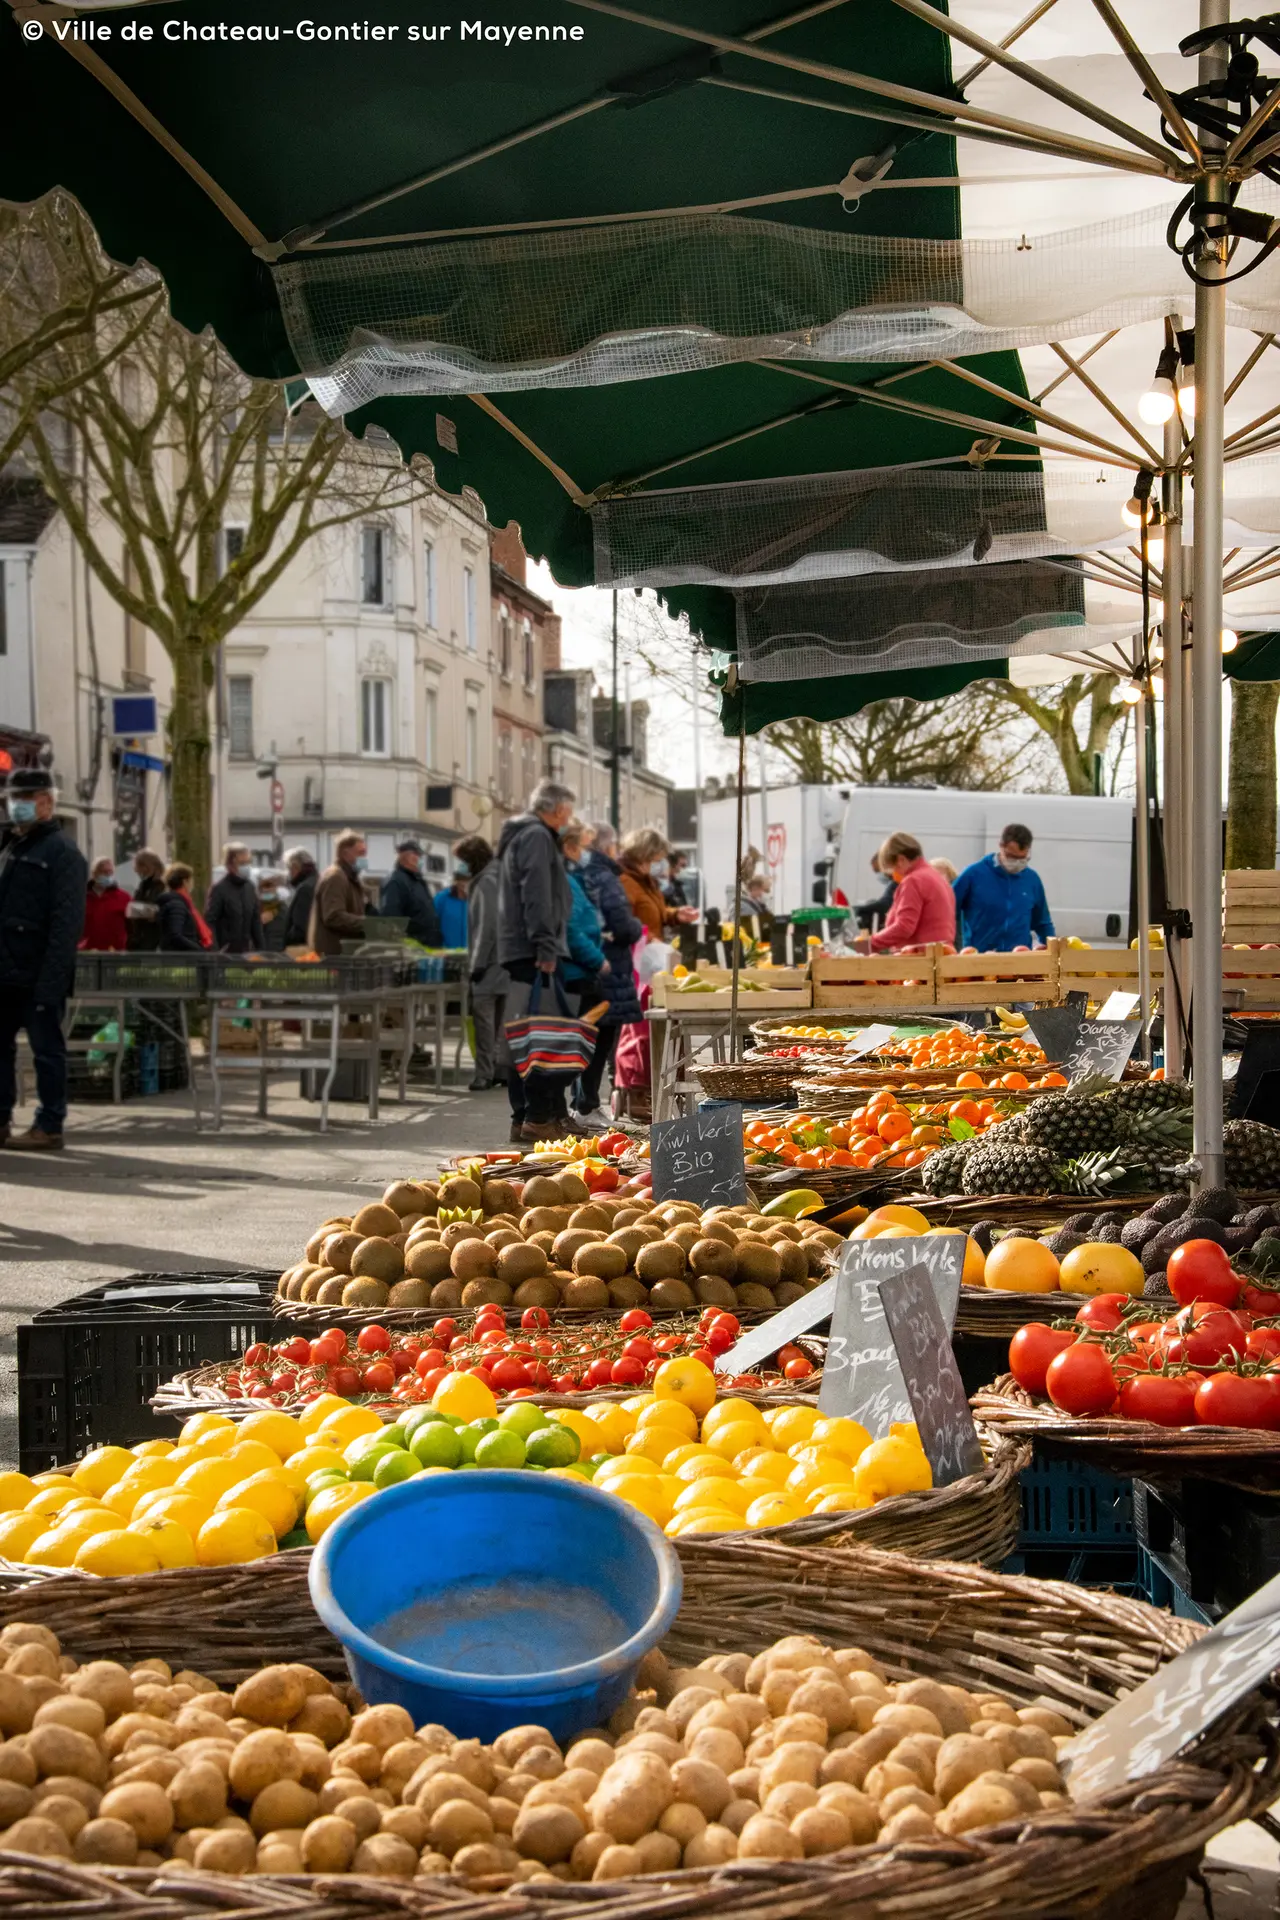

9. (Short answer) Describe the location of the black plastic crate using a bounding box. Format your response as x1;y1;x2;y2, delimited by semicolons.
1134;1477;1276;1618
1019;1454;1135;1549
17;1271;281;1472
207;954;411;994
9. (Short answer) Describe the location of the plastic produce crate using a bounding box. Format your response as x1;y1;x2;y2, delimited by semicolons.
1133;1477;1278;1619
1018;1454;1136;1547
17;1271;281;1472
207;955;412;993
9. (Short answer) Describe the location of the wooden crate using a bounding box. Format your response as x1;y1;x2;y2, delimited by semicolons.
1057;944;1164;1008
934;942;1060;1008
1221;947;1280;1006
1224;870;1280;945
650;967;810;1009
653;983;812;1012
810;949;937;1008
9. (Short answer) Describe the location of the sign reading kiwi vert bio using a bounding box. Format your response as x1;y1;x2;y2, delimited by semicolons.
650;1103;749;1213
877;1267;984;1486
1063;1567;1280;1799
819;1235;965;1432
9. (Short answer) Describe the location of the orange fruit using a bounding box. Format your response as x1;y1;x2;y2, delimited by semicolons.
1059;1242;1144;1297
983;1238;1060;1293
926;1227;986;1287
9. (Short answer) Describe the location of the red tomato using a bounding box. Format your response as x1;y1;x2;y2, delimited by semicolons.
550;1373;579;1395
1074;1295;1132;1332
704;1325;735;1355
421;1367;449;1397
468;1365;494;1389
1194;1371;1280;1430
1242;1285;1280;1317
331;1365;362;1397
448;1334;469;1352
619;1309;654;1333
585;1358;615;1390
474;1310;506;1334
1008;1323;1076;1397
1166;1241;1239;1307
269;1371;297;1394
362;1362;395;1393
1171;1308;1252;1366
249;1383;275;1400
1247;1328;1280;1364
310;1332;344;1366
490;1357;531;1392
433;1318;457;1347
479;1329;508;1348
611;1356;647;1386
689;1347;717;1372
242;1342;268;1368
389;1351;414;1378
1045;1343;1117;1415
520;1308;550;1330
654;1335;683;1354
711;1312;741;1338
414;1347;446;1377
784;1356;814;1380
277;1337;311;1367
624;1336;656;1363
356;1324;392;1354
529;1361;552;1389
1118;1373;1199;1427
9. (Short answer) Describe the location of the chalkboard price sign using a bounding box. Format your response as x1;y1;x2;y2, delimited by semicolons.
819;1235;965;1433
650;1104;748;1211
1025;1005;1083;1064
878;1268;984;1486
1064;1567;1280;1799
1061;1019;1139;1086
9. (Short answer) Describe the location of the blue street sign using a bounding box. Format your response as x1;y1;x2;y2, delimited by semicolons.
121;751;165;773
111;694;158;737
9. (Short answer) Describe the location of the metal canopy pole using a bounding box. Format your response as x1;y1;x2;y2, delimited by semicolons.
729;724;747;1062
1191;0;1229;1186
1162;390;1191;1080
1135;674;1153;1061
609;590;620;833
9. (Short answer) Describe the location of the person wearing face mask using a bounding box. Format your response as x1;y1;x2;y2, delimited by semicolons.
379;837;441;947
0;768;87;1151
80;858;130;951
205;842;265;953
953;823;1055;953
618;828;697;938
852;832;956;954
309;829;370;957
126;848;167;950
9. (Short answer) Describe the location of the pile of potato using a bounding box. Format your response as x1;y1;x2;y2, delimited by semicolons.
0;1622;1074;1882
275;1173;840;1316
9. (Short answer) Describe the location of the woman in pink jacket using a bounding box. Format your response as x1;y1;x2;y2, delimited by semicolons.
856;833;956;953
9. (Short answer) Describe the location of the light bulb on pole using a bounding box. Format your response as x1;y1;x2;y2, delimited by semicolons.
1221;628;1238;653
1139;346;1179;425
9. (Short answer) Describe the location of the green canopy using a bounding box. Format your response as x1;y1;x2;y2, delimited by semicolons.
718;653;1009;732
1225;633;1280;681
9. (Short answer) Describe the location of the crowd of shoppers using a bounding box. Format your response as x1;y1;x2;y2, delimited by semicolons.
852;824;1055;954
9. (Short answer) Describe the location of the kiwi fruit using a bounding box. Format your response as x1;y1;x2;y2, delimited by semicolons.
438;1174;482;1211
481;1179;521;1217
608;1276;651;1308
764;1219;802;1243
430;1278;465;1308
297;1270;333;1302
648;1278;697;1311
399;1214;428;1234
697;1220;737;1249
350;1238;404;1284
636;1241;686;1282
574;1243;627;1281
461;1277;513;1308
774;1241;810;1286
803;1241;832;1276
451;1240;499;1281
562;1275;610;1310
527;1231;557;1257
316;1232;359;1276
388;1233;409;1251
497;1243;550;1284
734;1243;782;1288
386;1279;433;1310
486;1213;523;1233
548;1269;577;1293
513;1276;561;1311
774;1282;809;1308
612;1207;646;1226
568;1205;612;1233
440;1221;484;1251
735;1282;778;1312
315;1276;349;1305
667;1224;702;1254
606;1228;650;1265
485;1227;524;1252
521;1175;564;1210
808;1227;844;1250
383;1180;434;1217
406;1222;441;1244
351;1202;402;1240
404;1241;452;1282
342;1276;390;1308
694;1275;738;1310
554;1229;604;1266
556;1172;590;1205
304;1231;330;1265
521;1207;564;1237
689;1239;737;1279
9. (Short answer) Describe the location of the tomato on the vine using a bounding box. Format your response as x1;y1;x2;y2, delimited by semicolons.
242;1343;268;1368
611;1356;646;1386
623;1336;656;1363
1074;1295;1131;1332
1166;1240;1240;1307
1118;1372;1198;1427
1194;1371;1280;1430
414;1347;446;1378
490;1357;531;1392
362;1362;395;1394
331;1365;362;1397
520;1307;550;1330
433;1318;457;1347
420;1367;449;1397
277;1337;311;1367
1045;1342;1116;1415
355;1324;391;1354
585;1358;614;1390
1242;1285;1280;1317
1247;1328;1280;1364
619;1309;653;1333
784;1356;814;1380
1008;1323;1075;1397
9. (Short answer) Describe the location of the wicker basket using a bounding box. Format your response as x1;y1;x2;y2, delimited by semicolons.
954;1287;1175;1340
697;1059;809;1100
0;1536;1273;1920
975;1373;1280;1490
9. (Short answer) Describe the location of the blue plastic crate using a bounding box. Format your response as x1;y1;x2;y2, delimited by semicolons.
1018;1456;1135;1548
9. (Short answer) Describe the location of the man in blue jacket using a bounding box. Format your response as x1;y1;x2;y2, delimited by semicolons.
953;824;1055;952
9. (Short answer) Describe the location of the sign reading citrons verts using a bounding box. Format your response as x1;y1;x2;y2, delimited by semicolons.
820;1213;966;1435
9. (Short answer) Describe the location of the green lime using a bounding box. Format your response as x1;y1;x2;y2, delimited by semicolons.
402;1406;448;1438
304;1469;348;1506
348;1442;399;1483
344;1431;390;1467
458;1418;500;1463
457;1460;480;1470
381;1422;410;1449
525;1425;581;1470
373;1449;422;1489
411;1421;463;1470
279;1527;311;1549
584;1452;612;1478
475;1428;527;1470
499;1402;550;1441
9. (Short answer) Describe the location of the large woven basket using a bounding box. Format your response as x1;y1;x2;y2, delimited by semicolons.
954;1287;1175;1341
0;1537;1272;1920
975;1373;1280;1490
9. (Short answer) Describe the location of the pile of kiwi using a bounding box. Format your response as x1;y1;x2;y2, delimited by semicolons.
275;1170;841;1316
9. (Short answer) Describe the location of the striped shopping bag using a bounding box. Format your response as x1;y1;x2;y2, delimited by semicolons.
505;973;597;1082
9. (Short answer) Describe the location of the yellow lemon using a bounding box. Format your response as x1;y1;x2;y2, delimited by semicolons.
289;1445;346;1481
184;1426;239;1461
30;1510;122;1566
0;1473;35;1513
733;1447;789;1483
674;1453;734;1484
662;1443;711;1473
786;1452;859;1498
853;1438;933;1503
704;1421;763;1464
179;1411;237;1447
0;1512;46;1560
595;1450;657;1479
196;1506;278;1566
549;1409;599;1450
126;1516;197;1569
604;1473;677;1526
317;1404;385;1450
130;1440;175;1459
653;1358;716;1419
175;1456;249;1503
803;1482;862;1513
64;1496;108;1513
430;1373;497;1425
623;1428;678;1466
636;1401;698;1442
132;1490;213;1535
673;1477;753;1516
75;1529;162;1577
668;1511;742;1536
745;1492;804;1529
274;1461;310;1499
70;1447;135;1498
223;1440;289;1479
584;1405;637;1455
298;1393;350;1437
890;1422;925;1450
701;1399;766;1444
767;1406;822;1451
622;1394;655;1414
853;1204;930;1238
303;1482;374;1544
102;1458;181;1518
810;1417;873;1465
809;1488;872;1515
215;1472;298;1539
235;1410;304;1460
27;1483;81;1518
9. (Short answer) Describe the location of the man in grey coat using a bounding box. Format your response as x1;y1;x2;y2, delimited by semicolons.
496;779;578;1143
456;834;505;1090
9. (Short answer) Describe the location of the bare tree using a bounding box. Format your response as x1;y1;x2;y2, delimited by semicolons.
764;685;1048;790
985;672;1129;796
1226;678;1280;869
16;240;431;887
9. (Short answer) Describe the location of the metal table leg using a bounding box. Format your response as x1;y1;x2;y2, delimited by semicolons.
368;995;381;1122
435;988;445;1093
319;999;339;1133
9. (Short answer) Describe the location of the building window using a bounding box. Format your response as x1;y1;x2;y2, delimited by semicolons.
523;619;535;689
361;525;387;606
498;608;512;680
498;730;513;803
227;676;254;760
361;676;391;756
424;683;438;770
222;526;246;573
423;539;436;626
465;700;479;784
463;566;477;652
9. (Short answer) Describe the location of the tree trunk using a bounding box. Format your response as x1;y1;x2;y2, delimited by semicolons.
1226;678;1280;870
168;636;216;895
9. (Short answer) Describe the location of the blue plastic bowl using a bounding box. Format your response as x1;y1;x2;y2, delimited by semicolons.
308;1471;683;1744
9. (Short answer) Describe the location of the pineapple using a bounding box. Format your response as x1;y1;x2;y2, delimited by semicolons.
921;1139;977;1197
1112;1106;1193;1154
1224;1119;1280;1189
961;1143;1058;1195
1111;1078;1192;1112
1025;1093;1119;1155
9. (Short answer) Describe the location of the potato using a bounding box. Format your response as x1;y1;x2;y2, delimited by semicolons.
232;1667;308;1729
74;1816;139;1865
686;1728;744;1777
453;1841;520;1879
792;1803;852;1856
880;1784;939;1820
888;1735;941;1789
250;1779;318;1837
935;1779;1023;1836
872;1703;943;1742
669;1757;732;1819
759;1670;803;1717
864;1760;925;1804
525;1776;590;1818
35;1697;106;1742
0;1745;36;1789
7;1643;61;1682
104;1714;180;1758
823;1726;897;1789
844;1670;891;1704
719;1798;759;1837
772;1710;827;1750
429;1797;494;1858
973;1768;1040;1814
736;1812;804;1860
880;1805;937;1842
816;1783;879;1841
684;1822;738;1866
290;1735;332;1792
68;1663;134;1723
449;1737;499;1790
667;1685;722;1733
351;1704;415;1755
0;1624;58;1656
634;1706;678;1739
634;1829;681;1873
758;1742;824;1798
289;1694;351;1747
513;1800;586;1864
787;1680;854;1737
168;1761;227;1829
565;1739;614;1777
1009;1757;1063;1793
330;1739;381;1783
894;1680;971;1739
658;1801;707;1847
256;1838;304;1875
379;1739;426;1796
380;1804;429;1849
229;1728;302;1801
98;1782;174;1848
589;1753;674;1842
333;1795;382;1840
33;1792;89;1840
29;1724;107;1788
1018;1706;1074;1738
727;1765;760;1802
935;1733;1001;1806
493;1724;557;1768
4;1815;72;1857
174;1707;236;1745
353;1832;419;1877
414;1770;489;1818
762;1781;818;1822
1005;1723;1058;1764
593;1843;645;1880
571;1830;614;1879
624;1732;681;1765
